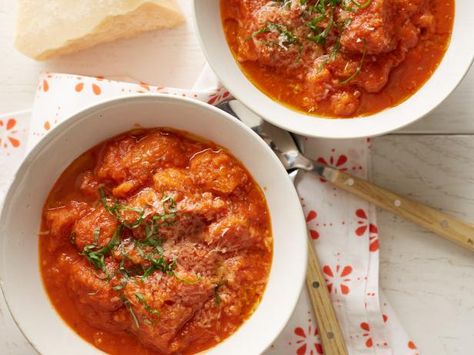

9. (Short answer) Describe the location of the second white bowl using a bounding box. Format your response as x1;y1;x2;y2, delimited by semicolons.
193;0;474;138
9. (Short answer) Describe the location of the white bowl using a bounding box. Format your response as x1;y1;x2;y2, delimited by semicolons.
0;95;307;355
193;0;474;138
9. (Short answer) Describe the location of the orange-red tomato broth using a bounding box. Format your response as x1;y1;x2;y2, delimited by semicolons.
222;0;454;117
40;128;272;355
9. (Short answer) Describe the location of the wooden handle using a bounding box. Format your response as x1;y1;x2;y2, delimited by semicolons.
306;239;348;355
324;168;474;252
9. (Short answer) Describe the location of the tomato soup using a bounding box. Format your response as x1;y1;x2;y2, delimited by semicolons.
222;0;454;117
40;128;272;354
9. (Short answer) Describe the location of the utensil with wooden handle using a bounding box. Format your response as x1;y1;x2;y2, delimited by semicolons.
221;100;474;253
306;238;348;355
322;168;474;251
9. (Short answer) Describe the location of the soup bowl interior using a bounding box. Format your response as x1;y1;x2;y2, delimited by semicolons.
0;95;307;355
193;0;474;139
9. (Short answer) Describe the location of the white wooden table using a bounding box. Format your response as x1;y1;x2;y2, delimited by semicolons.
1;1;473;354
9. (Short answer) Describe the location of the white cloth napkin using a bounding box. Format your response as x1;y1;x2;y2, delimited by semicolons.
0;69;419;355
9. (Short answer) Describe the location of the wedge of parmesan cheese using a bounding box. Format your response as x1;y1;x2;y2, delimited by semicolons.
15;0;185;60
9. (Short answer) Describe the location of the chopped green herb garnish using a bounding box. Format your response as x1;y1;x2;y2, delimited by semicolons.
99;187;146;229
274;0;292;8
135;292;160;318
142;265;156;279
80;188;182;308
119;254;131;278
161;195;176;209
330;40;341;60
175;273;202;285
82;225;122;273
339;42;367;84
307;7;335;44
214;285;222;305
144;255;176;277
350;0;372;9
245;0;372;77
124;298;140;328
249;22;299;49
213;282;227;306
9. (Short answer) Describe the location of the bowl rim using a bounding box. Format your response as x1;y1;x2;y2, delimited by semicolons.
0;94;308;354
192;0;474;139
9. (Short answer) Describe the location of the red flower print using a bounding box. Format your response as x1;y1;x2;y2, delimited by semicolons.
317;153;348;170
355;209;379;251
407;340;420;354
92;83;101;95
360;322;373;348
306;210;319;240
75;82;84;92
316;150;348;182
139;81;151;92
322;264;352;295
0;118;20;149
355;209;378;235
75;80;102;95
369;226;379;252
294;324;323;355
207;88;231;105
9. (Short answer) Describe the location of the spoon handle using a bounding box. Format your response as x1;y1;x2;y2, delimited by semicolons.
323;168;474;252
306;238;348;355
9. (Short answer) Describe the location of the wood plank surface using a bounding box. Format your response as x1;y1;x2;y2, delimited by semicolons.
372;135;474;355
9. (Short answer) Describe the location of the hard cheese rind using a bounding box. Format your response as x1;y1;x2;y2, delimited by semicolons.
15;0;184;60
